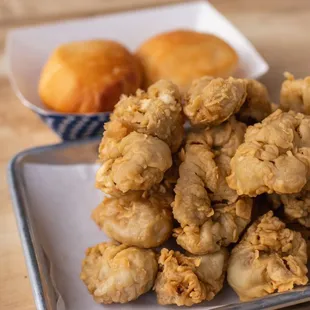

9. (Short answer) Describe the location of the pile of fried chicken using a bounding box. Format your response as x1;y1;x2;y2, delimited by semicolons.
80;73;310;306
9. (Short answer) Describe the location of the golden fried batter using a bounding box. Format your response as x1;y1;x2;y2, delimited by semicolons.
154;248;228;306
287;223;310;257
96;128;172;194
80;242;158;304
227;211;308;301
184;76;247;127
111;80;184;152
174;197;252;254
96;80;186;194
172;118;252;254
237;79;272;124
227;109;310;196
92;190;173;248
173;117;246;227
97;119;130;162
172;141;218;227
281;182;310;227
188;116;247;158
280;72;310;114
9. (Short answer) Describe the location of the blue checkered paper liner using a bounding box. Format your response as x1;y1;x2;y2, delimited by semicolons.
39;112;110;140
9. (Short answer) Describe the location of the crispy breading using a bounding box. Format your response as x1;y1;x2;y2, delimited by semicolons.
96;80;185;194
92;190;173;248
80;242;158;304
96;128;172;194
174;197;252;254
227;110;310;196
184;76;247;127
154;248;228;306
281;182;310;227
172;117;252;254
227;211;308;301
111;80;184;152
280;72;310;114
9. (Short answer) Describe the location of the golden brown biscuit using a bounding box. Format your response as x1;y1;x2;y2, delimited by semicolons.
136;30;238;90
39;40;142;113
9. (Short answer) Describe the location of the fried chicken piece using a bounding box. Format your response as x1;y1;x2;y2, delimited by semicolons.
173;117;246;227
80;242;158;304
281;182;310;227
172;141;218;227
227;109;310;196
96;120;172;194
111;80;184;152
183;76;247;127
237;79;272;125
189;115;246;158
173;118;252;254
200;117;247;203
96;80;185;194
174;197;252;254
211;154;239;203
287;223;310;257
280;72;310;114
227;211;308;301
154;248;228;306
92;190;173;248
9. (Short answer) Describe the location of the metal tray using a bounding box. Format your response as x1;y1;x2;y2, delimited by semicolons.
8;138;310;310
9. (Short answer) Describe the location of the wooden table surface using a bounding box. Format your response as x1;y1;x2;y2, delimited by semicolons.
1;0;310;309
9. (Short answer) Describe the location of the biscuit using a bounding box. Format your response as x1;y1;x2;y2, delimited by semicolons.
136;30;238;90
39;40;142;113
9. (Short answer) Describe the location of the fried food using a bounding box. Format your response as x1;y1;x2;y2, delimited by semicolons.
39;40;142;113
96;125;172;194
237;79;272;124
172;117;252;254
154;248;228;306
286;223;310;257
172;140;218;227
280;72;310;114
174;197;252;254
227;109;310;196
96;79;186;194
227;211;308;301
111;80;184;152
80;242;158;304
189;115;246;158
184;76;247;127
92;190;173;248
281;182;310;227
136;29;238;90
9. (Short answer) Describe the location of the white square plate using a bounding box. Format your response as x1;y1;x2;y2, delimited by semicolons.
6;0;268;114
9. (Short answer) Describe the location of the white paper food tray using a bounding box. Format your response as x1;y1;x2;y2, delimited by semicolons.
8;137;310;310
5;0;268;116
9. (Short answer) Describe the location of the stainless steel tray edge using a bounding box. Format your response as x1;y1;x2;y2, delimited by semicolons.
7;137;310;310
7;137;100;310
